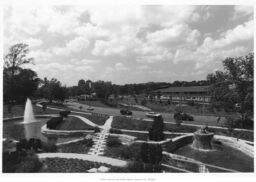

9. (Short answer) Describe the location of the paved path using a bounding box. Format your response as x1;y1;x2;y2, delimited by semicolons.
88;116;113;156
38;152;127;167
70;114;99;128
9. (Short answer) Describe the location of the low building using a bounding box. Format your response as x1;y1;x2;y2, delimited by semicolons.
152;86;211;104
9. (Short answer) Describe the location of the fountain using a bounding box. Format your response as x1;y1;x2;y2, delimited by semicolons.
24;98;36;123
191;126;214;151
23;98;37;139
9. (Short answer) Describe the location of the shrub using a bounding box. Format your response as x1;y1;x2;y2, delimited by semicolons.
82;138;94;147
42;143;57;153
148;116;165;141
94;126;101;133
15;150;42;172
107;138;122;147
59;110;71;118
3;150;42;173
46;117;63;129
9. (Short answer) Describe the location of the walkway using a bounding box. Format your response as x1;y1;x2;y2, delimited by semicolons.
70;114;99;128
88;116;113;156
38;152;127;167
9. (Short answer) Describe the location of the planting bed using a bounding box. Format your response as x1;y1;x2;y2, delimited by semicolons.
40;157;112;172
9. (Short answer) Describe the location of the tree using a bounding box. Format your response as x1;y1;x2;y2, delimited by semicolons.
4;43;35;105
148;116;165;141
207;53;253;128
38;78;67;102
78;79;86;87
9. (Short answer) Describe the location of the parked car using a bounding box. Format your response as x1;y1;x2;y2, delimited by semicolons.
174;112;194;121
87;106;94;111
145;112;162;118
120;109;133;115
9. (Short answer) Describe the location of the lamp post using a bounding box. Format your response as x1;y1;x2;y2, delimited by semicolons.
88;81;91;108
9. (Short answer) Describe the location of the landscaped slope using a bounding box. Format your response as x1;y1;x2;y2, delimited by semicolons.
56;116;94;130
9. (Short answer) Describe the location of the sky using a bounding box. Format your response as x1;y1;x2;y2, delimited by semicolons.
3;5;254;86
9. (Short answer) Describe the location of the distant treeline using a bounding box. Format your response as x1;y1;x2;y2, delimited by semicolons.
67;79;211;99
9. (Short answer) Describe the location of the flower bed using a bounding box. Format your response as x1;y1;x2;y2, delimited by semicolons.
40;157;112;172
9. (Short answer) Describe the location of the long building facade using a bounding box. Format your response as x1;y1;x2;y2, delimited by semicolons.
152;86;211;104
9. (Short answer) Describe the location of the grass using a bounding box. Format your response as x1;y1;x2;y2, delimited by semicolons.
112;116;253;141
77;100;109;108
58;139;93;154
80;114;107;126
56;116;94;130
112;116;152;131
40;158;112;172
112;116;198;133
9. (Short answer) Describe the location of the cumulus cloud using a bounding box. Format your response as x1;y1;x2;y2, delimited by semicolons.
115;63;129;71
146;24;201;47
233;5;253;19
53;36;89;56
28;50;52;63
173;20;253;69
4;5;254;85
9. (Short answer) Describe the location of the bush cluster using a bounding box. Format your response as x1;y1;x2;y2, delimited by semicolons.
107;137;122;148
46;117;63;129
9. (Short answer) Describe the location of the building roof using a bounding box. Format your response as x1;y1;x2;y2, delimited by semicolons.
152;85;209;93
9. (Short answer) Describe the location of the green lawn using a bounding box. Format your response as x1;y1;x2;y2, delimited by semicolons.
56;116;94;130
80;114;107;126
77;100;109;108
111;116;253;141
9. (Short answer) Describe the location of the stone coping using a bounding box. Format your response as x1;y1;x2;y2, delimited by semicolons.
41;124;94;136
162;151;238;172
3;114;57;121
214;135;254;158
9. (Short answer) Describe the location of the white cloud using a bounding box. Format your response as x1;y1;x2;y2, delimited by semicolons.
233;6;253;19
28;50;52;63
25;38;43;48
137;65;150;70
115;63;129;71
74;23;110;39
213;20;253;48
53;36;89;56
104;67;114;74
146;24;200;46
